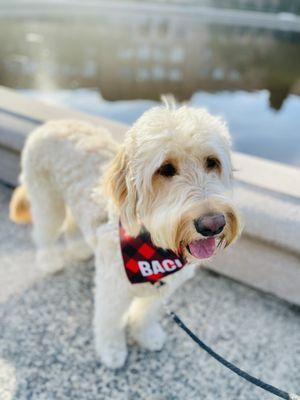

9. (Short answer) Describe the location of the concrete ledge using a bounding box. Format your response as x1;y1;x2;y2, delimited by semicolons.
0;86;299;304
210;235;300;305
233;184;300;255
0;86;127;185
0;86;127;149
233;152;300;199
0;147;20;187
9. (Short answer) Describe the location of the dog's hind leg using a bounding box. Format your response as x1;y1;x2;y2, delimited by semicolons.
27;174;66;274
63;208;93;263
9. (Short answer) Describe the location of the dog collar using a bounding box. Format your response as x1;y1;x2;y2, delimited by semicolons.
119;222;187;284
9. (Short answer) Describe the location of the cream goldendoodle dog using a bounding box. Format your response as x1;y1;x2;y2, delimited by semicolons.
10;101;241;368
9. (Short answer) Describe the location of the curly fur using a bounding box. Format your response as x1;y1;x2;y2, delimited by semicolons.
10;104;242;369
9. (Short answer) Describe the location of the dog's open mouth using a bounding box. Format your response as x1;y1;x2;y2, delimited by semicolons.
187;237;216;259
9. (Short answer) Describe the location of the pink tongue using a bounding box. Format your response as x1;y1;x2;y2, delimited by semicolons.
189;238;216;259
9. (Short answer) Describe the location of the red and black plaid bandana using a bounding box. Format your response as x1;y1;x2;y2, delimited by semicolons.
119;222;187;284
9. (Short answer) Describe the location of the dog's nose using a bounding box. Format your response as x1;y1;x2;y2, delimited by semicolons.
194;214;226;237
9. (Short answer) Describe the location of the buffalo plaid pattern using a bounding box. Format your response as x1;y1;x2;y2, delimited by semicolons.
119;222;186;284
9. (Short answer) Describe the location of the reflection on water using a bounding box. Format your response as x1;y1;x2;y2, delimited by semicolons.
0;5;300;165
23;88;300;167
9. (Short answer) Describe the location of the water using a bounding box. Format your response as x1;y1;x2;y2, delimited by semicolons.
0;4;300;166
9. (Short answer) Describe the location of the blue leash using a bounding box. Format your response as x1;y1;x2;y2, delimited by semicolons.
167;309;299;400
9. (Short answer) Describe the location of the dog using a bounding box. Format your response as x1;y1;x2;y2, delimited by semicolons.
10;100;241;368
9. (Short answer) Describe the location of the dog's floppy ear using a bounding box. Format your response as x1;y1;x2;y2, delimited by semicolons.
104;146;128;208
103;146;140;236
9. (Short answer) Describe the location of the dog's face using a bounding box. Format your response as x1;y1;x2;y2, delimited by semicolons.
104;105;242;261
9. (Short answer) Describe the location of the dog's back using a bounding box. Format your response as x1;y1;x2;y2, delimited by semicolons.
10;119;118;251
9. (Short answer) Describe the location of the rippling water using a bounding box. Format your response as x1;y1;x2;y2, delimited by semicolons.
1;4;300;166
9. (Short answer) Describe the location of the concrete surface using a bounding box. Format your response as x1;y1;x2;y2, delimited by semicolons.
0;183;299;400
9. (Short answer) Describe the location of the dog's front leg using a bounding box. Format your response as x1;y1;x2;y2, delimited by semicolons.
94;224;133;369
129;295;167;351
94;275;132;369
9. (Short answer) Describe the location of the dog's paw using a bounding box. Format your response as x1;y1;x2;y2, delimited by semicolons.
65;239;93;263
133;322;166;351
36;248;64;274
96;338;128;369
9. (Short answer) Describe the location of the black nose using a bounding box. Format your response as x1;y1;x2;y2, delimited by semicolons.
194;214;226;237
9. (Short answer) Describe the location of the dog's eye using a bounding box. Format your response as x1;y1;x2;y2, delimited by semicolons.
157;163;177;177
205;157;221;172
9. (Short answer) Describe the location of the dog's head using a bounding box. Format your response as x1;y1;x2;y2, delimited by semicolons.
104;102;242;262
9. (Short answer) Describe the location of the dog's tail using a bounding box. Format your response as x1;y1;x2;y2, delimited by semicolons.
9;185;32;224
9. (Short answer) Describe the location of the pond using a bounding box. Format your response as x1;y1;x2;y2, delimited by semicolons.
0;3;300;166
